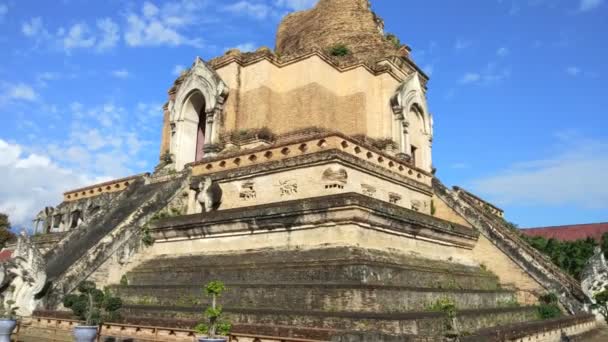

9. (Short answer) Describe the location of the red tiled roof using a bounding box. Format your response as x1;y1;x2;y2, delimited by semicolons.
0;250;13;262
521;222;608;242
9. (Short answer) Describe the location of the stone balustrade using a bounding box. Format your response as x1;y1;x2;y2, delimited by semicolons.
15;316;329;342
63;173;149;202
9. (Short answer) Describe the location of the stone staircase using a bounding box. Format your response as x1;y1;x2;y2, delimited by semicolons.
109;247;543;340
41;175;188;306
432;179;588;314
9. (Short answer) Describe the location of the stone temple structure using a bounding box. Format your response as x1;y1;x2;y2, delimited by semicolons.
0;0;600;340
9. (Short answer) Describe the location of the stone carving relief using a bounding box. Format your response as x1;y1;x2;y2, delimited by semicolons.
196;177;223;212
411;199;422;212
239;181;257;200
322;167;348;190
279;180;298;197
389;193;402;205
1;232;47;316
361;184;376;197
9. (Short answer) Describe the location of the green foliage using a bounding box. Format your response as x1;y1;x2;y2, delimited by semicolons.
0;300;19;320
351;135;398;151
430;200;436;216
329;44;350;57
120;275;128;286
520;234;597;280
497;298;520;308
229;127;276;143
385;33;401;48
62;281;122;326
0;213;16;249
536;292;562;320
196;281;231;337
591;288;608;323
427;297;457;319
141;225;154;246
601;233;608;259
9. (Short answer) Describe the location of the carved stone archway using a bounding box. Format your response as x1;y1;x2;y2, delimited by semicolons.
169;57;229;171
390;72;434;170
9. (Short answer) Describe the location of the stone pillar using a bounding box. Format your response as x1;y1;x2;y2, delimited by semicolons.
204;111;214;146
393;113;403;151
159;108;171;159
402;120;411;156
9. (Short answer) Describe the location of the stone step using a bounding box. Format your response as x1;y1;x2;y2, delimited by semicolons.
112;283;517;313
126;247;501;291
119;305;539;338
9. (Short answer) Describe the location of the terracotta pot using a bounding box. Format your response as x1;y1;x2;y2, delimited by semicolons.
73;326;98;342
0;319;17;342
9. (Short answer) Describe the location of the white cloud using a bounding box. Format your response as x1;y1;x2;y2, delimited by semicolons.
497;47;509;57
275;0;317;10
0;83;38;103
471;135;608;209
22;17;118;53
124;1;205;47
459;63;511;85
223;1;276;20
460;72;481;84
579;0;603;12
234;42;257;52
96;18;120;51
566;66;581;76
0;139;99;228
63;23;96;51
172;64;187;76
111;69;131;79
22;17;46;37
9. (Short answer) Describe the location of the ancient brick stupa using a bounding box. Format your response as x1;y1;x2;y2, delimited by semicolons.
1;0;595;340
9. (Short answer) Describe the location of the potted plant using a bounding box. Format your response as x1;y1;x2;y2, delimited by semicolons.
62;281;122;342
194;281;232;342
0;300;19;342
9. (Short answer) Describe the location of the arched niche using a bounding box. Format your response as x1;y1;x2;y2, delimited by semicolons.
390;72;434;171
169;57;229;171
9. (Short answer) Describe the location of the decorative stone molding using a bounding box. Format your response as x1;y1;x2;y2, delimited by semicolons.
190;134;432;189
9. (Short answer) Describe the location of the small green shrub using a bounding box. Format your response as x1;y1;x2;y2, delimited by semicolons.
228;127;276;143
62;281;122;325
497;298;520;308
119;275;128;286
428;297;457;318
430;200;436;216
385;33;401;48
329;44;350;57
141;225;154;246
591;287;608;324
537;293;562;319
195;281;231;338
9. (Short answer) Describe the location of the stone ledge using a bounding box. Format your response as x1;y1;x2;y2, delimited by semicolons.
150;193;478;248
122;304;537;320
189;133;432;190
461;314;596;341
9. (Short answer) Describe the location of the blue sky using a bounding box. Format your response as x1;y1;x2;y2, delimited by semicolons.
0;0;606;229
